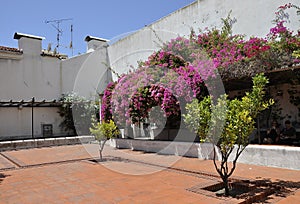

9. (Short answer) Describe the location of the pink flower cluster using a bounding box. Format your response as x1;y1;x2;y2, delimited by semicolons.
144;50;186;69
242;37;270;58
268;21;291;40
130;85;180;123
278;3;294;10
101;82;116;121
153;86;180;117
110;68;154;125
194;29;273;70
269;3;300;51
107;42;212;124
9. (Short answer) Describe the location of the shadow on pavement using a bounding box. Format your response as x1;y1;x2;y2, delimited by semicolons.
0;173;9;184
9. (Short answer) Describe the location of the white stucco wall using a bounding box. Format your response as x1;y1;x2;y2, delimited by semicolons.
61;53;90;95
62;44;111;99
0;36;111;139
108;0;299;80
0;53;61;101
0;107;65;139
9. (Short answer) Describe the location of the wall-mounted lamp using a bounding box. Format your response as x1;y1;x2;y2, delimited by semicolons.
18;105;23;110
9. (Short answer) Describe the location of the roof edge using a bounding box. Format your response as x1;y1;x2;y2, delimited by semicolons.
14;32;45;40
85;35;109;42
0;46;23;53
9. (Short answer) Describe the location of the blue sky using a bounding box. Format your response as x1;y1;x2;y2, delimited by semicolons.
0;0;196;56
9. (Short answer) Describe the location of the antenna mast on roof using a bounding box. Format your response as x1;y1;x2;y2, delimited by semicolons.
45;18;73;53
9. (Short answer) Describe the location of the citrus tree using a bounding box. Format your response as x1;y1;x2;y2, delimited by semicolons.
184;74;274;196
90;120;120;161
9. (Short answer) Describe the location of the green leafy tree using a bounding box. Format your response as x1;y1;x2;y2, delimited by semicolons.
184;74;274;196
58;93;97;135
90;120;120;161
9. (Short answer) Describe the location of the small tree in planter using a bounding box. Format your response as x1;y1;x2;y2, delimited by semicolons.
90;120;120;161
184;74;274;196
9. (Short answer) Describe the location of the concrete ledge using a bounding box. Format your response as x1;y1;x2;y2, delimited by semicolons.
236;144;300;171
111;139;214;159
53;137;68;146
0;136;95;151
111;139;300;170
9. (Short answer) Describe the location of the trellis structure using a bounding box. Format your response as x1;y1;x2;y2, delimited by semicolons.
0;98;96;140
0;97;62;139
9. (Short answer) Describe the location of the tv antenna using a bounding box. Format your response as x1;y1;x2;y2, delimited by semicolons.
45;18;73;53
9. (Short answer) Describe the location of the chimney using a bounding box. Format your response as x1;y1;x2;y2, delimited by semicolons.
14;32;44;55
85;36;109;52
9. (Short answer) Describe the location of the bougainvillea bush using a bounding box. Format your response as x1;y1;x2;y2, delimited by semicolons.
101;4;299;127
110;50;209;126
101;82;116;122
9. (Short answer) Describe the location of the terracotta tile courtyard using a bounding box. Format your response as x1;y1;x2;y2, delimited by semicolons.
0;144;299;203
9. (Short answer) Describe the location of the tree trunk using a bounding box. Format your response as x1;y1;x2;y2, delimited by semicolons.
99;149;103;161
223;176;230;196
99;139;107;161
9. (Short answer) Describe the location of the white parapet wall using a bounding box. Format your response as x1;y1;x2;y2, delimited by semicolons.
110;138;216;159
110;139;300;170
0;136;95;151
234;144;300;171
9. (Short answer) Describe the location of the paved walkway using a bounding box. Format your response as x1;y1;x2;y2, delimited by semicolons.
0;144;299;203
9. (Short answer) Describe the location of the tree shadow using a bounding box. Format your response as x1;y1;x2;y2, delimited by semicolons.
89;156;131;163
0;173;9;184
199;178;300;203
255;178;300;196
234;178;300;203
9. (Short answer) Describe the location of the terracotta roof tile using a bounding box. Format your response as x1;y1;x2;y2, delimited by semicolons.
0;46;22;53
41;51;68;59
